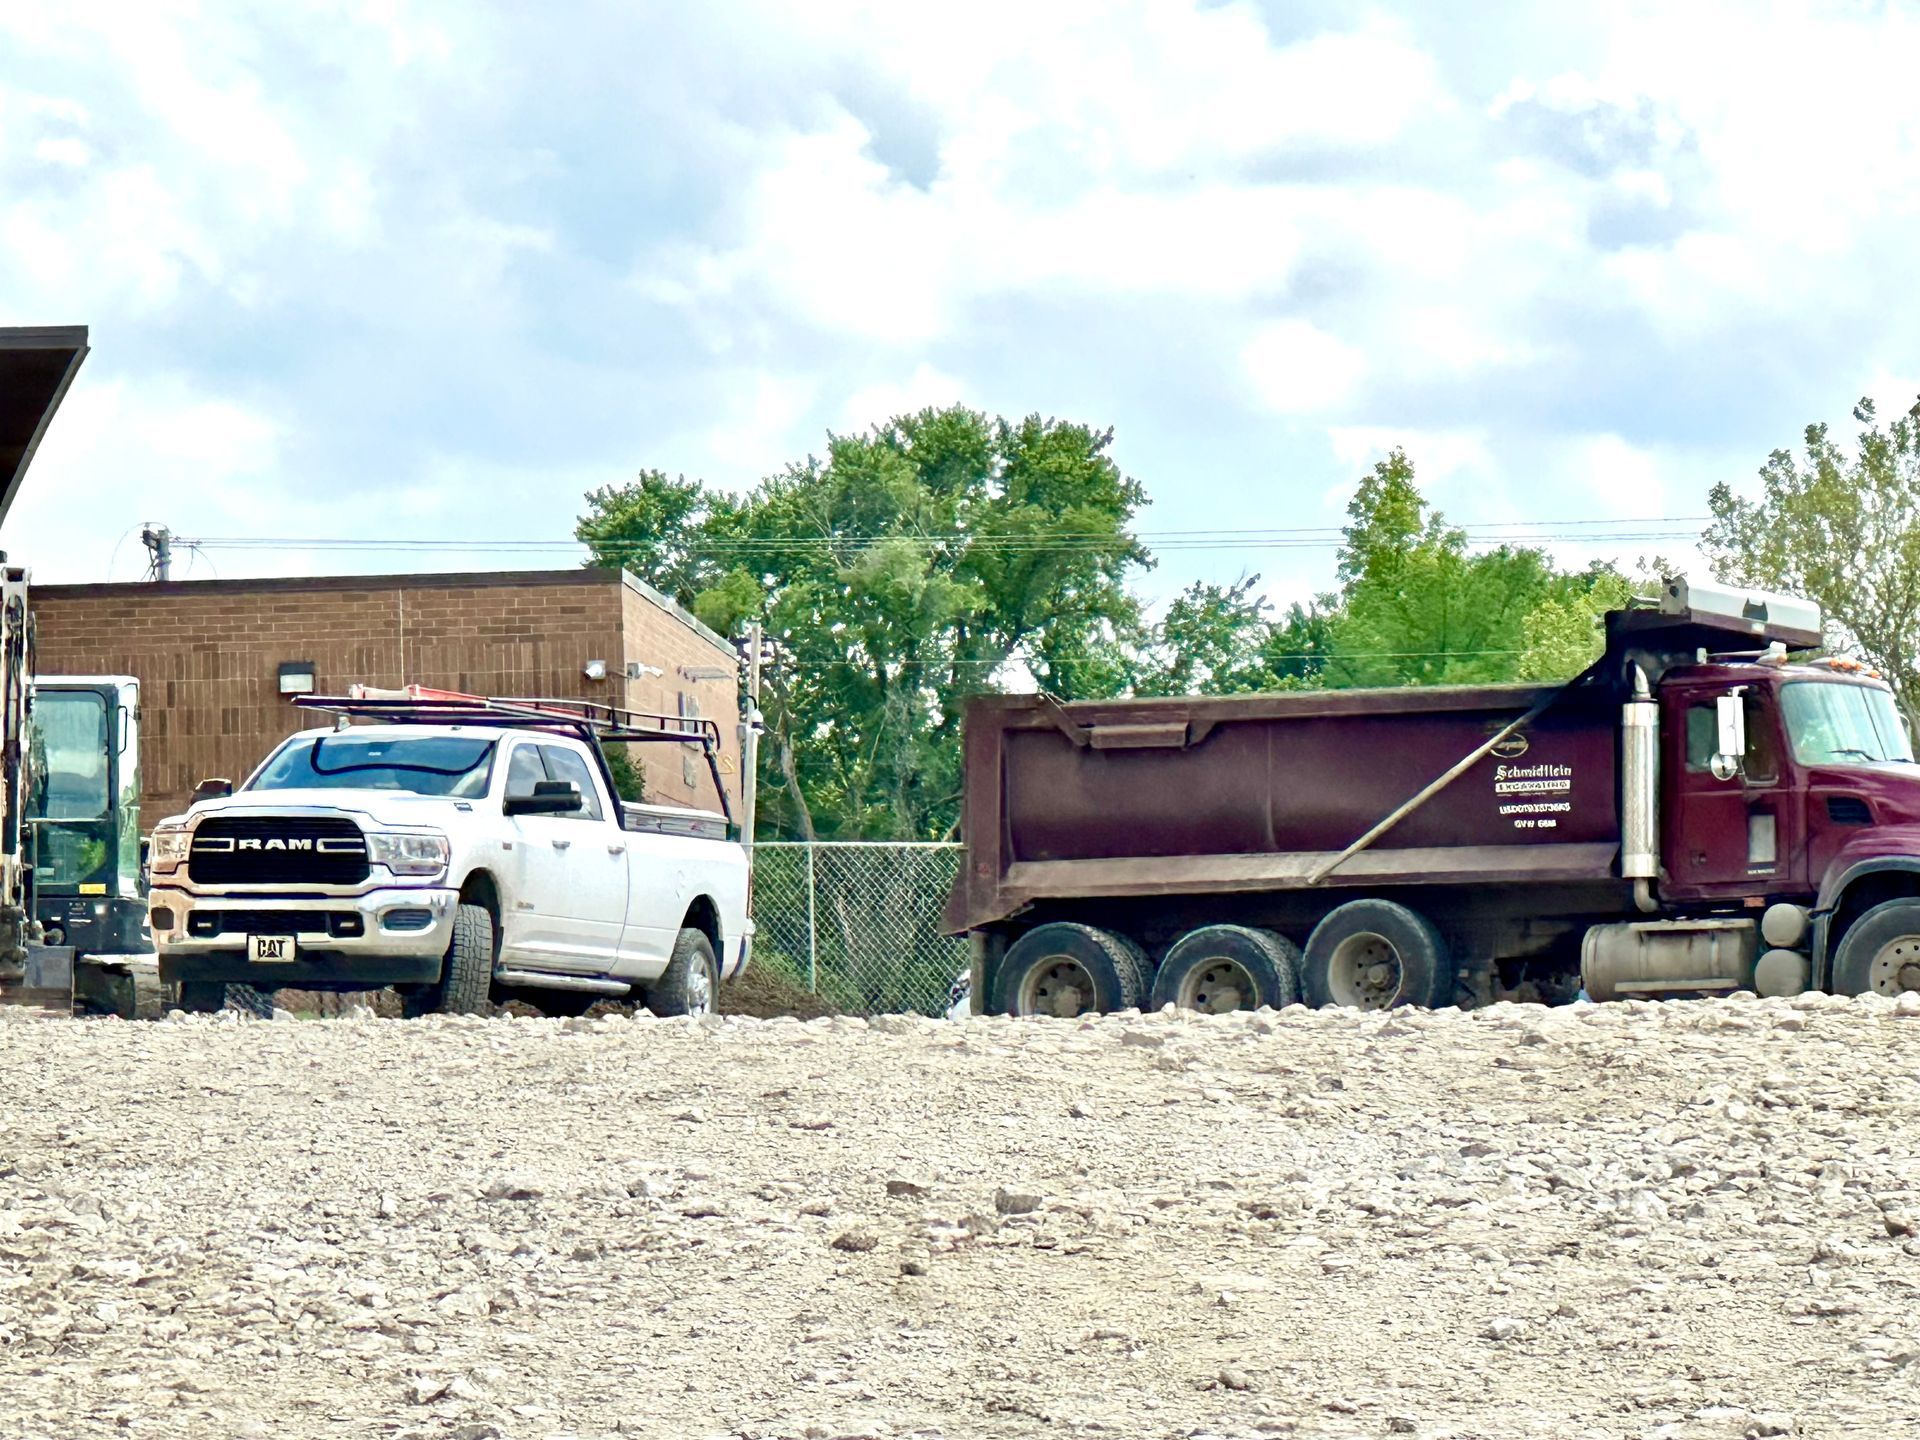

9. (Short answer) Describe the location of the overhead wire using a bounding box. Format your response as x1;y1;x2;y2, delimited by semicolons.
178;515;1710;559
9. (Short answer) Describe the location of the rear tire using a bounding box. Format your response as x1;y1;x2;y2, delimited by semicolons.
992;923;1146;1018
1304;899;1451;1010
402;903;494;1017
646;928;719;1017
1150;925;1301;1014
177;981;225;1014
1832;899;1920;996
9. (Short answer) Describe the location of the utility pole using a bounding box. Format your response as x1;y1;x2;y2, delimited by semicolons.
140;525;173;581
739;620;764;850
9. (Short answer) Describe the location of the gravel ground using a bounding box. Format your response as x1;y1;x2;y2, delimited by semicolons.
5;993;1920;1440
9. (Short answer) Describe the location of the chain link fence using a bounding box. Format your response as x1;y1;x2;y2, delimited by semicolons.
750;841;967;1016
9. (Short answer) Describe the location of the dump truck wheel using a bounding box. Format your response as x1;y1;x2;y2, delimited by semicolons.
1108;931;1155;1004
646;927;719;1017
177;981;225;1014
1304;900;1451;1010
1832;899;1920;997
1150;925;1301;1014
993;923;1144;1018
403;903;495;1018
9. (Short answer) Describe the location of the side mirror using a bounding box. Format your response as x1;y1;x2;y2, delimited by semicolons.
503;780;583;816
1710;692;1747;782
192;777;233;804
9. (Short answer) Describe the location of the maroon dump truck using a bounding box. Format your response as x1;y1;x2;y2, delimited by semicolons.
945;579;1920;1015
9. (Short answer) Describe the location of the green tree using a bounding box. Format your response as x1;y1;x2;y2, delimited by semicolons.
1137;576;1279;695
1705;395;1920;711
1328;452;1551;687
1325;450;1635;687
1263;599;1337;686
578;407;1147;840
1513;564;1633;681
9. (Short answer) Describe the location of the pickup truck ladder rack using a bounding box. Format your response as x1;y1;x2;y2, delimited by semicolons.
293;685;734;829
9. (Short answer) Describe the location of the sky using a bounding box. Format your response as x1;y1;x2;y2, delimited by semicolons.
2;0;1918;610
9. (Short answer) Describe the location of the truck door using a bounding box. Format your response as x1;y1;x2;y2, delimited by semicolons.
499;742;625;972
535;744;629;970
1661;685;1797;899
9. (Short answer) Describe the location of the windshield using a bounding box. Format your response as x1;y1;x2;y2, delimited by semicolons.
28;690;114;890
1781;682;1915;765
250;734;497;797
29;690;109;820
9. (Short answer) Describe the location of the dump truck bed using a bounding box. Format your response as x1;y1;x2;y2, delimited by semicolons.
944;681;1625;933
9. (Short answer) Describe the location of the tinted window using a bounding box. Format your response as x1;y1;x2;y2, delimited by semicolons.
1783;681;1917;765
505;744;548;799
1684;694;1778;781
1686;705;1715;771
540;746;605;821
252;734;495;797
30;690;109;820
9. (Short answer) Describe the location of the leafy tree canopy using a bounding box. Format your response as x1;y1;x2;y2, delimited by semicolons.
579;407;1146;840
583;419;1640;839
1705;394;1920;712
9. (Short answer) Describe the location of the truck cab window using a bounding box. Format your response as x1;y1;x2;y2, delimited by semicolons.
1685;705;1716;771
540;745;605;821
504;744;548;800
1684;694;1778;782
1782;681;1917;765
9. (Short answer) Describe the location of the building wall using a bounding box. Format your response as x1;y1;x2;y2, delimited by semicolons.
614;575;743;816
33;569;740;824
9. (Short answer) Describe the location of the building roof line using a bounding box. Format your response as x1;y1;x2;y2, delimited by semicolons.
617;570;734;659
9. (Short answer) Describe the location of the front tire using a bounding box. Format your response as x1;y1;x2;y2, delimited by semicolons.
1303;899;1451;1010
647;928;719;1017
402;903;495;1017
1832;899;1920;996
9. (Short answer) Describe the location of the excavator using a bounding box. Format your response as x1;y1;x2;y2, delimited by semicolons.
0;325;159;1015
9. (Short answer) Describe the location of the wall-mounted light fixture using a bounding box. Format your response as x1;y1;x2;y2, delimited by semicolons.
625;661;664;680
583;659;608;682
277;661;317;696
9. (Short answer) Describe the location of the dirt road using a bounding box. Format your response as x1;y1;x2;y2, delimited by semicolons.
4;993;1919;1439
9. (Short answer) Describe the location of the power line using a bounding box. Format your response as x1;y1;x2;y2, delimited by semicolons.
179;517;1709;559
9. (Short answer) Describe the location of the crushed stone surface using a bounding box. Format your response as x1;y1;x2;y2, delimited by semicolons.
4;992;1920;1439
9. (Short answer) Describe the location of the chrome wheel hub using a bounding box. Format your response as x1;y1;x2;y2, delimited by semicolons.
686;962;715;1016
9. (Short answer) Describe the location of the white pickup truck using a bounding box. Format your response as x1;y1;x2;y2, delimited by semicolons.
147;689;751;1018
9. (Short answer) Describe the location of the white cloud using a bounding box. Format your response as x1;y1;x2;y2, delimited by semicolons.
1327;427;1491;491
4;375;285;582
1242;321;1366;416
702;370;821;475
841;363;966;431
3;0;1920;610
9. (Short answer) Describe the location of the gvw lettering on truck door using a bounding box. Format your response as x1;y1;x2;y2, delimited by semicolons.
1495;760;1574;830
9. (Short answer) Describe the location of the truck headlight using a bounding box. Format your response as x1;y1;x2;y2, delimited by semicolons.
368;831;450;877
149;826;190;873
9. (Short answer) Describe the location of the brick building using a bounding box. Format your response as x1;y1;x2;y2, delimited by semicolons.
32;568;741;823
